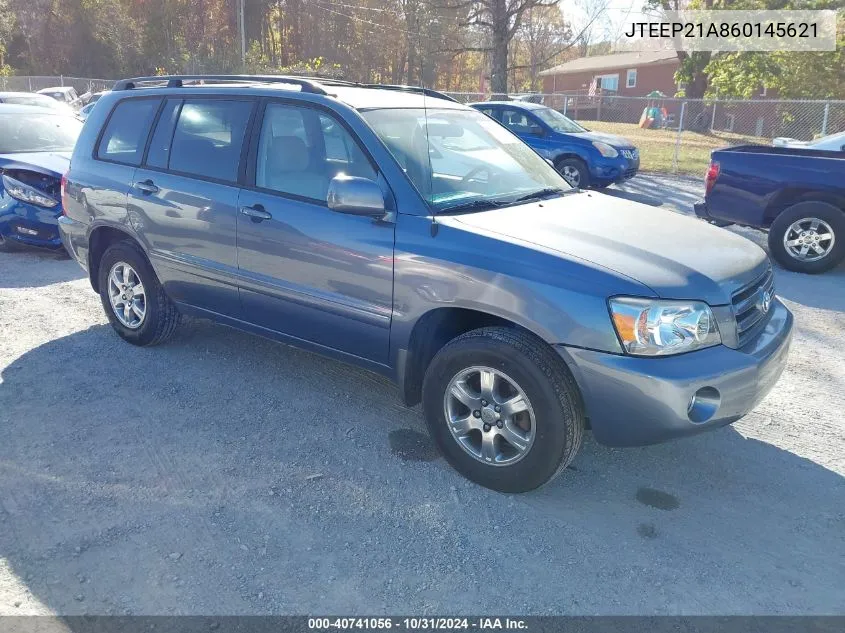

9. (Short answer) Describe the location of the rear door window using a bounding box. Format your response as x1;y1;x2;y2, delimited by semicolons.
168;99;253;183
499;109;536;135
96;98;162;166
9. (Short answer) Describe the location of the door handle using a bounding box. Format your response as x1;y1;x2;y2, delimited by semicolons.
135;179;159;195
240;204;272;222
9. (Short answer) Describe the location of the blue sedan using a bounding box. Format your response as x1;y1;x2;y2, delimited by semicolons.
470;101;639;189
0;105;82;252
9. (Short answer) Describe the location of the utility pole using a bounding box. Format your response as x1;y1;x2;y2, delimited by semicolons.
239;0;246;67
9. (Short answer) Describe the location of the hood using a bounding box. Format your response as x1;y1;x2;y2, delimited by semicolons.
568;131;634;149
449;191;769;305
0;151;71;178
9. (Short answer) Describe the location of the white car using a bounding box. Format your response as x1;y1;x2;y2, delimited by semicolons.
773;130;845;152
36;86;89;111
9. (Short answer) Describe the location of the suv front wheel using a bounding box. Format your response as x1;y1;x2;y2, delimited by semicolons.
98;240;181;346
422;327;584;492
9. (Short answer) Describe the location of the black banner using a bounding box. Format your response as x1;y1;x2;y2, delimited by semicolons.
0;617;843;633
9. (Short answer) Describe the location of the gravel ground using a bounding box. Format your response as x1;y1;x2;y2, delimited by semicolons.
0;174;843;616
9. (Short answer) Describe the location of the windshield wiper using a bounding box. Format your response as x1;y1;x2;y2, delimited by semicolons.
512;187;574;203
437;199;508;214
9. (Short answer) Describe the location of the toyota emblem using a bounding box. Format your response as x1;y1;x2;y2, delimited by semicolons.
760;289;773;314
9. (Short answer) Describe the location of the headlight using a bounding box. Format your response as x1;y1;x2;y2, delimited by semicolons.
592;141;619;158
2;174;59;208
609;297;721;356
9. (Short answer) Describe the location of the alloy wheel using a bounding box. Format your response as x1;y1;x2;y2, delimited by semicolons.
108;261;147;329
559;165;581;187
443;366;536;466
783;217;835;262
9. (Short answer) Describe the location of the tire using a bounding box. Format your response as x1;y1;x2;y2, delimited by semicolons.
768;200;845;274
97;240;181;346
422;326;584;493
555;157;590;189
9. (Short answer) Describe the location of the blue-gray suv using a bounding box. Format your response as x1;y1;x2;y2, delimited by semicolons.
60;75;793;492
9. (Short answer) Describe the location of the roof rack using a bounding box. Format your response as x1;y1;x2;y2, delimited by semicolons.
111;75;459;103
112;75;329;95
360;84;458;103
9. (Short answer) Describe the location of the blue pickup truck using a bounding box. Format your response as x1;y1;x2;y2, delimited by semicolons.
695;145;845;274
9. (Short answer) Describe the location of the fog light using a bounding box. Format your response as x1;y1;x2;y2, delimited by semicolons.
687;387;720;423
16;226;38;236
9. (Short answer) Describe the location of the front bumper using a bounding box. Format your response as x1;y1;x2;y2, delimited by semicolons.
591;153;639;185
558;299;793;447
0;198;63;249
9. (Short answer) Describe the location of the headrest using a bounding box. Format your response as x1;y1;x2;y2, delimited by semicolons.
268;135;310;172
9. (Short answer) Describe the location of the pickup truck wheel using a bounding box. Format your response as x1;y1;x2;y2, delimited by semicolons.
555;157;590;189
422;327;584;493
98;240;181;346
768;201;845;274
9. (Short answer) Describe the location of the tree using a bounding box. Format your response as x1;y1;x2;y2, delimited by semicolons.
512;4;572;91
645;0;718;99
705;4;844;99
436;0;560;96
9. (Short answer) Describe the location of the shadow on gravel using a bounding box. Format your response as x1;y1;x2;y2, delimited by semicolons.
0;250;85;288
1;320;844;615
773;266;845;312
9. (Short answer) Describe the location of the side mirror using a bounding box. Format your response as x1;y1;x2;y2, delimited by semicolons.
530;126;545;137
327;174;386;216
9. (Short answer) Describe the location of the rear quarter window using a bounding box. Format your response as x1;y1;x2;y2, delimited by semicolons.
96;98;162;166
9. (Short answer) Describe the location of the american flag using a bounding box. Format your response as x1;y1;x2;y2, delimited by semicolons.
588;78;598;96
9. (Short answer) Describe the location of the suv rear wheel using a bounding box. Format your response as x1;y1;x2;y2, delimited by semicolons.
768;200;845;274
98;240;181;346
422;327;584;492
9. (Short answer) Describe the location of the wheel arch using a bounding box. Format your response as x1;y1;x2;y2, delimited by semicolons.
87;225;144;293
765;189;845;227
552;152;587;167
396;307;559;408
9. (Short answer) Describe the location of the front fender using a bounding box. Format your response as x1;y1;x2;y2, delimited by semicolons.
549;144;593;166
389;214;651;364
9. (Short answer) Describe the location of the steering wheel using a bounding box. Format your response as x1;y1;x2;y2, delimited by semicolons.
461;165;495;185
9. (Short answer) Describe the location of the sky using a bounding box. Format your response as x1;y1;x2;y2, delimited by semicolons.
561;0;652;48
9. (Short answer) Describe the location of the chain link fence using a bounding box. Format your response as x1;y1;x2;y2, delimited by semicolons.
3;78;841;177
0;76;115;95
446;91;845;177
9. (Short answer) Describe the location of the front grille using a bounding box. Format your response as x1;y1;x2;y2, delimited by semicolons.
623;168;638;179
732;266;775;347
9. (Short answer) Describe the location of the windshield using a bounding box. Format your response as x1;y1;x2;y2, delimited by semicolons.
0;113;82;153
533;107;586;134
361;107;570;211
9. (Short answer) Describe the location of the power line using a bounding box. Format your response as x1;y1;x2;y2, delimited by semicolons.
311;1;420;38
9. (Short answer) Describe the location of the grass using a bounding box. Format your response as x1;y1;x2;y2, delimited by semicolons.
577;121;769;176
